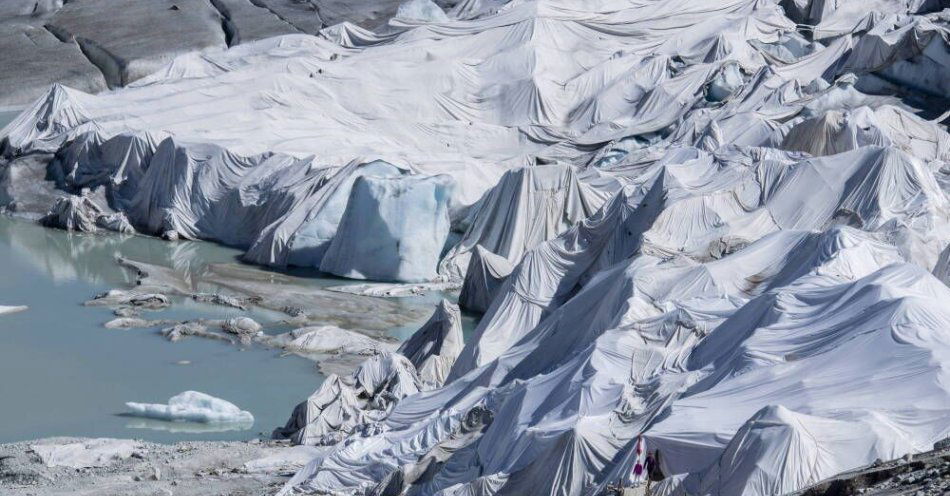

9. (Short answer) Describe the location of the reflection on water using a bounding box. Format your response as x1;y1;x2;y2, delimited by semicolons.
0;215;241;287
0;217;324;443
123;417;255;434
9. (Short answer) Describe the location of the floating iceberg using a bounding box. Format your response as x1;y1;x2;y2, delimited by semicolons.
0;305;27;316
125;391;254;424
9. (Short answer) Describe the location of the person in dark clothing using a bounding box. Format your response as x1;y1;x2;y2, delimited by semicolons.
643;450;665;495
646;450;664;481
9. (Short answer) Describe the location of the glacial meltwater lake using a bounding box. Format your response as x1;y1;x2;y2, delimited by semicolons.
0;217;328;443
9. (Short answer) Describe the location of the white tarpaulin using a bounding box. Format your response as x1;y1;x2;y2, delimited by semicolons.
3;0;950;495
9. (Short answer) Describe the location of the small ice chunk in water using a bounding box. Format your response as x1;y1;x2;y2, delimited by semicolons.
125;391;254;424
0;305;27;316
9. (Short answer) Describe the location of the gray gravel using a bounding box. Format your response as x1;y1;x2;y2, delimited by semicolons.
0;436;295;496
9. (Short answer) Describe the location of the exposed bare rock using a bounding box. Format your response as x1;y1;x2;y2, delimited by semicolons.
160;322;233;343
112;307;139;317
797;442;950;496
325;281;460;298
104;317;177;329
264;325;394;355
221;316;262;335
191;292;258;310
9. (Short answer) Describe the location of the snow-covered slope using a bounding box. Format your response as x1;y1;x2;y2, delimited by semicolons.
3;0;950;494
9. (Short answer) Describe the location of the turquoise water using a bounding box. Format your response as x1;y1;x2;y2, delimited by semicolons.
0;110;18;130
0;217;328;443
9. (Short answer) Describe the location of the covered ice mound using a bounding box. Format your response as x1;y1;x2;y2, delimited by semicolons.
320;174;455;282
40;195;100;232
440;164;619;280
631;145;948;268
644;263;950;484
40;194;136;234
125;391;254;424
46;130;160;207
663;405;915;496
273;375;366;446
279;227;950;496
776;104;950;160
275;302;462;445
452;144;949;374
2;0;949;493
32;126;412;266
397;299;464;386
458;245;514;313
4;0;948;287
266;325;394;355
274;352;424;446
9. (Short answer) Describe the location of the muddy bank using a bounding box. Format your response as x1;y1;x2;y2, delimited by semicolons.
100;253;440;376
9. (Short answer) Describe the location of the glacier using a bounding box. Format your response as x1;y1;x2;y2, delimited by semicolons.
1;0;950;494
321;174;456;282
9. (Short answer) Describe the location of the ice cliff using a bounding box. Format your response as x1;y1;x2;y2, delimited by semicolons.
2;0;950;494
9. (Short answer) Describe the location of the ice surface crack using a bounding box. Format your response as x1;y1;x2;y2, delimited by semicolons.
247;0;315;33
209;0;240;47
73;36;124;89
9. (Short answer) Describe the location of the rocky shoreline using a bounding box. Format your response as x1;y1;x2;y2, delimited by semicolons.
0;436;315;496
